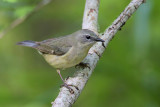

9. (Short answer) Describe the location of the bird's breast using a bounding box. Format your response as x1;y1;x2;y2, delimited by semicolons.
43;46;90;69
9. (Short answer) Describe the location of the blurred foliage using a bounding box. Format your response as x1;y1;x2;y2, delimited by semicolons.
0;0;160;107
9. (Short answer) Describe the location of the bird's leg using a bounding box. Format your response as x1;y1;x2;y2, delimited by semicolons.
75;62;90;70
56;69;79;94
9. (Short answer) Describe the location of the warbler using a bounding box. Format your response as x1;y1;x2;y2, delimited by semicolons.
17;29;104;93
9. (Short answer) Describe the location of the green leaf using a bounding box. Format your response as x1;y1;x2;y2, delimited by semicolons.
14;6;35;18
3;0;18;3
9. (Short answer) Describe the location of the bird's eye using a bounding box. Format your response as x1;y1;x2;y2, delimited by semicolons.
86;35;90;39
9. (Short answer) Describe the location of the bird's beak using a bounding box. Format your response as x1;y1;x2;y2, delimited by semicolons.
94;38;105;42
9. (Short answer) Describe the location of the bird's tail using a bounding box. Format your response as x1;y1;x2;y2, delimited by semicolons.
16;40;39;48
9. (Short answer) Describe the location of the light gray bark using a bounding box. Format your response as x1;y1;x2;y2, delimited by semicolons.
52;0;145;107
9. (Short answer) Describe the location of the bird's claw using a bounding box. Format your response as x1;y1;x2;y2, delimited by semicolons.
75;62;90;70
65;76;70;81
60;83;79;94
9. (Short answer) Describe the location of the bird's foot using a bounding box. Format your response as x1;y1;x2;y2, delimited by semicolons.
65;76;70;81
60;83;79;94
75;62;90;70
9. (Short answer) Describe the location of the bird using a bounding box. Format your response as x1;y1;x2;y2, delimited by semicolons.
17;29;104;93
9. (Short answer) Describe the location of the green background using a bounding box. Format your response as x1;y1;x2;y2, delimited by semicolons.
0;0;160;107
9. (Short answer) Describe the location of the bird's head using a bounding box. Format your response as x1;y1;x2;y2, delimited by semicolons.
75;29;104;47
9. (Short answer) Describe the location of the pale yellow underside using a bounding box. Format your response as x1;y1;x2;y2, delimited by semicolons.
43;45;90;69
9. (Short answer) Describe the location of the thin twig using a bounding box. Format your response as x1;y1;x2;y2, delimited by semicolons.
0;0;52;39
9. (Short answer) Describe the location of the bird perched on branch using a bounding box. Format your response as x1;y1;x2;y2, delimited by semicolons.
17;29;104;93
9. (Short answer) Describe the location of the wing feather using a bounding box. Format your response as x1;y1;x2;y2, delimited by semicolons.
36;37;72;56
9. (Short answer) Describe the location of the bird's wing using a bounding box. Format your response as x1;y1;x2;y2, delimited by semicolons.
36;37;72;56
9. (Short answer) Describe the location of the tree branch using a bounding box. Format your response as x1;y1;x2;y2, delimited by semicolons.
82;0;100;32
52;0;145;107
